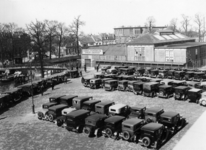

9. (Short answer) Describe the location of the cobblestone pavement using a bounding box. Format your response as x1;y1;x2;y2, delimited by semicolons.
0;69;205;150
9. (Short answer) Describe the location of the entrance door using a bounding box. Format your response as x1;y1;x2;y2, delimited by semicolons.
85;59;91;67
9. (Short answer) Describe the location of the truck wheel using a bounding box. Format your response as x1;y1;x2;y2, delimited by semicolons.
105;128;113;137
122;131;130;141
56;119;63;127
48;114;54;122
83;127;91;136
178;118;186;130
201;100;206;106
37;112;44;120
94;128;101;137
142;137;151;147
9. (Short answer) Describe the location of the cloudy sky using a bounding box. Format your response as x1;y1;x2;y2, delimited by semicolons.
0;0;206;34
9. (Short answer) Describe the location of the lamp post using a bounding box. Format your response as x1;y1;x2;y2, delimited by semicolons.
30;42;35;114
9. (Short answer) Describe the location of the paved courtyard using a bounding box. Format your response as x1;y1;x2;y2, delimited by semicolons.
0;68;205;150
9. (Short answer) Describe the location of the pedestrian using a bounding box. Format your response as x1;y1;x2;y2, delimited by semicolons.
51;80;55;90
64;75;68;84
79;70;82;77
84;64;87;72
97;63;100;72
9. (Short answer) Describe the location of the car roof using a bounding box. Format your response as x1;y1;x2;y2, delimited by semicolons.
3;88;20;93
85;114;107;122
73;96;93;101
0;94;9;98
105;80;118;83
172;80;185;84
159;85;172;88
201;82;206;86
49;95;65;99
134;82;144;85
91;78;101;81
118;80;129;83
95;101;114;106
168;70;175;72
122;118;144;126
186;71;194;74
150;79;162;82
145;107;163;114
174;86;189;90
128;80;138;84
83;99;101;105
175;71;185;73
104;116;125;124
141;123;163;131
49;104;68;111
188;88;202;92
187;81;199;85
194;72;204;74
66;109;89;118
60;95;78;100
109;103;127;109
102;78;113;81
144;82;159;85
130;106;145;111
202;91;206;95
160;111;179;118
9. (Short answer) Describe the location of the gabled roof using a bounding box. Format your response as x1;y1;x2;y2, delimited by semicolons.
79;36;95;44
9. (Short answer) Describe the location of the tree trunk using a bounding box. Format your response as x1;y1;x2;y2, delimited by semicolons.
38;48;44;78
49;36;52;59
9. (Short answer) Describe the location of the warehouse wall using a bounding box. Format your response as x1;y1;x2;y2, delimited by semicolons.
155;49;165;62
127;45;154;61
174;49;186;63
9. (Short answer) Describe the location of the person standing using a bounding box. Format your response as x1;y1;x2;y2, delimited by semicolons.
97;63;100;72
51;80;55;90
40;83;44;96
84;64;87;72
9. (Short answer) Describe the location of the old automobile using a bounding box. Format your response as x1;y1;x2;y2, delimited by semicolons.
101;78;113;88
18;82;39;96
90;78;102;89
83;114;108;137
62;109;90;132
193;72;206;82
102;116;126;139
158;85;174;98
200;82;206;91
108;103;130;117
117;80;128;91
119;118;146;142
144;107;164;123
133;82;144;95
157;70;168;78
2;87;23;103
183;71;194;81
103;74;117;79
101;65;111;73
174;71;185;80
171;80;186;88
95;101;115;115
81;76;94;87
82;99;101;112
119;68;134;75
128;106;146;119
167;70;175;79
143;82;159;97
174;86;190;100
104;80;118;91
150;69;159;78
186;81;200;89
72;96;93;109
187;88;202;103
136;77;151;82
143;68;152;77
0;94;11;109
126;81;138;92
138;123;169;149
199;92;206;106
135;67;145;76
44;104;68;122
94;73;105;79
159;111;186;134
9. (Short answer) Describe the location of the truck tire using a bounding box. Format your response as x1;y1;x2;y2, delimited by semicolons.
83;127;91;136
161;128;169;143
105;128;113;137
142;137;151;147
122;131;130;141
37;112;44;120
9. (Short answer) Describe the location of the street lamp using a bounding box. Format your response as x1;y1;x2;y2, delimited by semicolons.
30;41;35;114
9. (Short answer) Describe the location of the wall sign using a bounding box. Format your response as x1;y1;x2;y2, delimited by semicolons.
82;49;103;55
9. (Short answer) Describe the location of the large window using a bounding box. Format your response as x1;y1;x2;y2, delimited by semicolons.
166;50;174;62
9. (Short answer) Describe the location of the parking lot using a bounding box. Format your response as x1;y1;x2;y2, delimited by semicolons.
0;68;205;150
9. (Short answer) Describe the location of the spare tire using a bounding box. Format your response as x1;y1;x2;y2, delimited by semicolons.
122;131;130;141
56;119;63;127
37;112;44;120
142;137;151;147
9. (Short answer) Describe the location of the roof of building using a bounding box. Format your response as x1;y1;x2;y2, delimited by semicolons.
127;32;195;45
114;26;166;30
86;44;127;56
156;42;206;49
79;36;95;44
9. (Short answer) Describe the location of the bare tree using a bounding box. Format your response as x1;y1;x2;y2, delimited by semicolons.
69;16;85;55
56;23;69;58
194;13;204;42
27;20;47;78
45;20;58;59
169;18;178;32
181;14;190;36
145;16;156;33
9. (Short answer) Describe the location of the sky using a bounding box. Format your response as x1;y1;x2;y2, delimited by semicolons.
0;0;206;34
